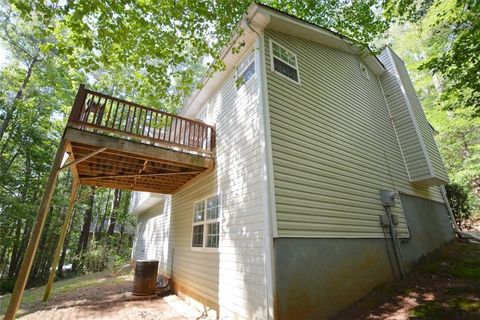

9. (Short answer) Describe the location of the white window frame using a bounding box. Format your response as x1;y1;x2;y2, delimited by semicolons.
269;39;300;85
191;194;221;251
359;62;370;80
236;50;256;88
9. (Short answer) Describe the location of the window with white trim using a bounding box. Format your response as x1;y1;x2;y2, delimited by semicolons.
359;62;369;80
270;40;299;83
236;51;255;87
192;195;220;249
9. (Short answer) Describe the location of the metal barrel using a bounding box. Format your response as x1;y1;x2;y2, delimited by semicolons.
132;260;159;296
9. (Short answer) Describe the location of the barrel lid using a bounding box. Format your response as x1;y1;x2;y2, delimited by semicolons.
135;259;159;262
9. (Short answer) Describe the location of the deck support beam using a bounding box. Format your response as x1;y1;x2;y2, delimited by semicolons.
43;180;80;301
59;147;107;171
80;171;202;181
4;140;66;320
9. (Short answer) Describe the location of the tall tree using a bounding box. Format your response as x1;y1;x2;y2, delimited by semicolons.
387;0;480;209
76;187;95;256
107;189;122;239
383;0;480;117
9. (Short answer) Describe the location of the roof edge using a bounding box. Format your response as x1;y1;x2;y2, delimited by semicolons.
181;2;386;117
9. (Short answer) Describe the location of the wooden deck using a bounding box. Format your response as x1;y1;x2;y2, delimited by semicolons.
62;85;215;194
4;85;217;319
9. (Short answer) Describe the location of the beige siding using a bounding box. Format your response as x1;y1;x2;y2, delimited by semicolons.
378;49;431;181
133;47;268;319
132;198;173;275
207;59;268;319
264;30;444;238
384;49;449;183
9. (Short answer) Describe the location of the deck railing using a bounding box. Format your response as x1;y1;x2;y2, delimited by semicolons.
67;84;215;156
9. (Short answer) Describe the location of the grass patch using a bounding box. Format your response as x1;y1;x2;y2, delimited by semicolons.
410;297;480;319
410;301;448;319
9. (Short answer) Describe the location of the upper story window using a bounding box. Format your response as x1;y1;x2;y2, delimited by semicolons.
359;62;369;80
192;194;221;249
236;51;255;87
270;40;299;84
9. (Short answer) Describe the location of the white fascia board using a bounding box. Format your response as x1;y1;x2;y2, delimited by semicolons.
182;3;386;117
129;192;165;215
258;5;385;76
181;4;270;118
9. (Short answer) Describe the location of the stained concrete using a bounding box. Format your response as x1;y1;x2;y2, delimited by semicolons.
399;193;456;268
274;194;455;319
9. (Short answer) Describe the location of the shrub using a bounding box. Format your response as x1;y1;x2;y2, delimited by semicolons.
75;241;132;274
445;183;472;230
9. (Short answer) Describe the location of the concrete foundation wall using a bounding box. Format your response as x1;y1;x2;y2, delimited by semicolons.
399;193;455;268
274;194;455;319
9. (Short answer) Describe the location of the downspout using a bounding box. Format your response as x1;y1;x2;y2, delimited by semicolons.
380;190;408;279
245;16;276;320
440;186;480;242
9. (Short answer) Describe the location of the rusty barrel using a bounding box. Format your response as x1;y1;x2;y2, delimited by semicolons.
132;260;159;296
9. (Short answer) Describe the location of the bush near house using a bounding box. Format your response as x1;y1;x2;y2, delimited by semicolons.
445;183;473;230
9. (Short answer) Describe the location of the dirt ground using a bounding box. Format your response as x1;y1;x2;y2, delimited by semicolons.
2;240;478;319
332;241;480;320
17;281;188;320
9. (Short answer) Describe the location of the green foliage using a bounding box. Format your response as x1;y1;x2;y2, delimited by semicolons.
445;183;472;229
0;277;15;295
76;241;131;274
387;1;479;216
6;0;393;108
384;0;480;117
264;0;390;47
410;298;480;319
76;243;110;273
419;0;480;117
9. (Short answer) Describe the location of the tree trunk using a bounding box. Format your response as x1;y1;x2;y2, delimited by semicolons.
28;207;53;285
41;215;62;280
96;189;112;242
0;244;8;277
0;54;38;142
80;188;95;252
7;152;32;278
7;220;22;278
117;223;125;255
73;187;95;272
107;189;122;239
57;207;77;278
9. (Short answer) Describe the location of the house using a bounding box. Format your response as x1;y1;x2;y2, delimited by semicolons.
130;3;455;319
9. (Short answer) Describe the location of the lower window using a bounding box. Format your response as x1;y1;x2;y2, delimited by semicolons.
192;195;221;249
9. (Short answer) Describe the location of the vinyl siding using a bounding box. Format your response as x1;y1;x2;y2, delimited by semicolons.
264;29;444;238
132;47;268;319
378;49;431;181
132;197;173;275
384;49;449;183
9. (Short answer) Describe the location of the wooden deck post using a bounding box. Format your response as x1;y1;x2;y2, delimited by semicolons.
4;140;66;320
43;180;80;301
